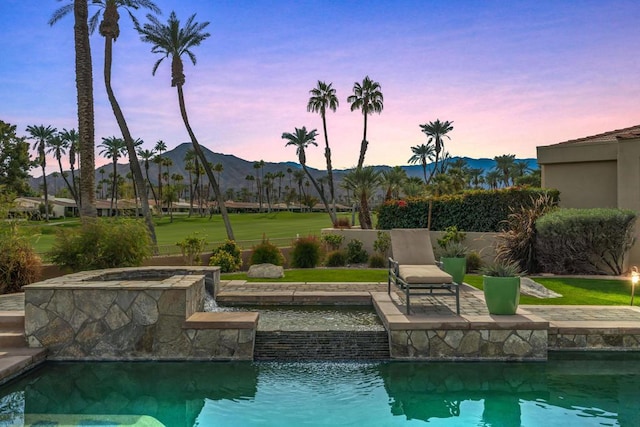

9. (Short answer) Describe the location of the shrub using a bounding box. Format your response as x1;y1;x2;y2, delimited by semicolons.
333;217;351;228
48;219;152;272
176;233;206;266
0;227;41;294
346;239;368;264
368;254;386;268
290;235;321;268
481;260;523;277
436;226;466;249
377;188;560;232
321;233;344;251
495;194;557;273
466;251;483;272
373;230;391;257
324;250;347;267
250;236;284;266
535;208;637;275
209;239;243;272
209;251;241;273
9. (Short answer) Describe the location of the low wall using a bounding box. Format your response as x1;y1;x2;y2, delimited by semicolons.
23;267;256;361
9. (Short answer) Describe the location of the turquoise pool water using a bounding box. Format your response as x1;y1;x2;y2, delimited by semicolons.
0;353;638;426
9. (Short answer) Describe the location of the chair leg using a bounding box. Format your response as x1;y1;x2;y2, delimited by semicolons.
455;285;460;315
405;286;410;315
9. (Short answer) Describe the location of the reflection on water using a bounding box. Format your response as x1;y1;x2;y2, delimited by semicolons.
0;353;639;426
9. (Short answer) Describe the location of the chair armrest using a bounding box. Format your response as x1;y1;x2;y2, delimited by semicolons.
388;257;399;275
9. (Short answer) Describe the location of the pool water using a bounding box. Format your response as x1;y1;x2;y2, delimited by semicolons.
1;353;638;426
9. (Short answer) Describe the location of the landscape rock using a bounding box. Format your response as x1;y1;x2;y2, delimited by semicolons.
247;263;285;279
520;277;562;298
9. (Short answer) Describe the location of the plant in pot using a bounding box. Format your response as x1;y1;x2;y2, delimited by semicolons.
439;242;468;284
481;261;523;315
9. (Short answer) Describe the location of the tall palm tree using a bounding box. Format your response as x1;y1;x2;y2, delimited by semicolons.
419;119;454;185
347;76;384;170
293;169;306;207
137;148;158;205
307;80;339;223
381;166;408;200
494;154;517;187
213;162;223;192
46;132;78;203
408;143;435;184
99;136;126;215
341;166;381;229
137;11;234;239
468;167;485;189
485;170;502;190
282;126;332;221
26;125;57;221
50;1;96;219
59;128;80;206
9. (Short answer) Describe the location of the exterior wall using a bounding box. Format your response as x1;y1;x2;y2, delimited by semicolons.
541;161;617;208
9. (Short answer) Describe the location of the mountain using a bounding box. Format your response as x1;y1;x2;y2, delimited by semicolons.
30;143;538;197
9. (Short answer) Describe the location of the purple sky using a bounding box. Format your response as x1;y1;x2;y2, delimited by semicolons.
2;0;640;176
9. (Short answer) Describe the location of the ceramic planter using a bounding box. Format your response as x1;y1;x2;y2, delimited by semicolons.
441;257;466;284
482;276;520;315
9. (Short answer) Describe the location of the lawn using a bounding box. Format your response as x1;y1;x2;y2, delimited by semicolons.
221;270;637;307
24;211;351;254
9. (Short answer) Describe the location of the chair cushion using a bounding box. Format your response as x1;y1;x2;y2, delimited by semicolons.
390;229;436;265
399;265;453;284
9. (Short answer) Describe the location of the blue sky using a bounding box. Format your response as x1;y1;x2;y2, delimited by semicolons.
2;0;639;175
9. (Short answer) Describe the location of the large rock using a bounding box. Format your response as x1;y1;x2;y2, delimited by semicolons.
520;277;562;298
247;263;284;279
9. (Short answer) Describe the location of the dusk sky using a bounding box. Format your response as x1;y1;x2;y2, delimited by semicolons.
2;0;639;175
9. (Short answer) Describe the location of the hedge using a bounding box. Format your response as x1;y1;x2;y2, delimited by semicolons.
376;187;560;232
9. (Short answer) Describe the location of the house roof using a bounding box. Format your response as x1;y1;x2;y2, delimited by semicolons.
552;124;640;146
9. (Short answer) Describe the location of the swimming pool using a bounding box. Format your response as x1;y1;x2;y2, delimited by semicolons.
1;353;638;426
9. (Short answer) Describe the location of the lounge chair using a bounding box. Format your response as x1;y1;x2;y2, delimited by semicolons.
388;228;460;315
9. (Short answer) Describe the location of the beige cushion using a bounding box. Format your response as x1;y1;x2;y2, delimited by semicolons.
390;228;436;265
398;265;453;284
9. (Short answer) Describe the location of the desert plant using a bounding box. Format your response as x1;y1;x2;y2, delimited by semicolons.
250;236;284;266
481;261;523;277
346;239;368;264
209;250;241;273
321;233;344;251
176;233;206;266
466;251;483;272
290;235;321;268
495;193;556;273
437;225;466;249
368;253;386;268
0;226;41;294
324;250;347;267
48;219;152;271
373;230;391;257
439;242;467;258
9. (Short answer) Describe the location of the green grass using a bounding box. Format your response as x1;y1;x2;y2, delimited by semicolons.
24;211;350;254
221;270;636;306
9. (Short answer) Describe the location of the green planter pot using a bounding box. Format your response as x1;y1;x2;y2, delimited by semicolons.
482;276;520;315
441;257;466;284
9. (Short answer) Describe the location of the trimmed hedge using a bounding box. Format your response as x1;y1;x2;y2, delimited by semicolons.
376;187;560;232
535;208;636;275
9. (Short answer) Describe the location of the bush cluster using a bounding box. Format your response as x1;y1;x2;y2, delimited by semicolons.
177;233;206;266
535;208;636;275
250;237;284;266
377;187;560;232
324;250;347;267
0;227;41;293
346;239;368;264
48;219;152;272
209;239;242;272
290;235;321;268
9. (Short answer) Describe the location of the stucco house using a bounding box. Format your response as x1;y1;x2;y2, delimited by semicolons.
537;124;640;267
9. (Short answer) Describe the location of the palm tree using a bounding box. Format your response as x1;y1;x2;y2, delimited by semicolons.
99;136;126;215
347;76;384;170
47;132;78;203
253;161;262;208
381;166;408;200
137;11;234;240
408;143;435;184
293;169;306;207
307;80;339;222
468;167;485;189
137;148;158;205
99;168;106;198
26;125;57;221
419;119;454;185
282;127;333;219
485;170;502;189
213;162;223;192
403;176;427;198
494;154;517;187
58;128;80;206
341;166;381;229
49;1;96;219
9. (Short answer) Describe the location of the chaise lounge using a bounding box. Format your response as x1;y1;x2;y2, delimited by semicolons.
388;228;460;315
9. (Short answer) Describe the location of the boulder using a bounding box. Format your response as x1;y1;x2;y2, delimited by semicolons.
247;263;284;279
520;277;562;298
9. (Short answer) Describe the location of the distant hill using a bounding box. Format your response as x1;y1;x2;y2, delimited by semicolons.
30;143;538;196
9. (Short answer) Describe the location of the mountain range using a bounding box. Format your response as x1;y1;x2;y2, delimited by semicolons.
30;142;538;197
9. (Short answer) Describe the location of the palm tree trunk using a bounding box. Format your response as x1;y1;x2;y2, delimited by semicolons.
103;34;158;248
176;85;235;240
300;162;332;221
57;157;77;202
40;157;49;222
321;114;337;224
74;0;96;219
357;113;368;170
359;193;372;229
144;165;158;210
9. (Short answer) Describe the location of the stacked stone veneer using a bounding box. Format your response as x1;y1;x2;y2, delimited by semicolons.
23;267;256;361
372;293;548;361
549;327;640;351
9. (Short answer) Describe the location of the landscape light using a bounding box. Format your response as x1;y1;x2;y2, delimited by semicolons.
631;266;639;306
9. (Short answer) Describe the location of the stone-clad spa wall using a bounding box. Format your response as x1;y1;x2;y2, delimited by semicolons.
23;267;256;361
